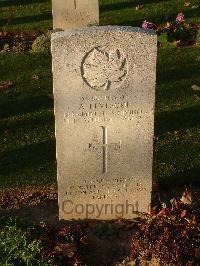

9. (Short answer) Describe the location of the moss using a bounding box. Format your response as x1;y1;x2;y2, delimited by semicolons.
31;33;51;54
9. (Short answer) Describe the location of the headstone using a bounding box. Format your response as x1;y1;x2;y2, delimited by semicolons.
52;0;99;30
51;26;157;220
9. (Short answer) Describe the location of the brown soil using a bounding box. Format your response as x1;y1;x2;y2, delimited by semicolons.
85;228;133;266
0;186;58;225
0;187;135;265
0;30;44;52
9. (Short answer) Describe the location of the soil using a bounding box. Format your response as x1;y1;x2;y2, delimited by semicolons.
0;30;45;52
0;186;58;224
0;186;136;265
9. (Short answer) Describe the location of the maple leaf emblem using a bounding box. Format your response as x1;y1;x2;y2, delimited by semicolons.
81;47;128;91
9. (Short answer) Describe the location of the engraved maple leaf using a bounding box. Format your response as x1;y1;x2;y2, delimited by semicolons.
82;47;127;91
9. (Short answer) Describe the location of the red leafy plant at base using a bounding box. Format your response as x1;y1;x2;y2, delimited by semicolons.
32;223;88;265
131;200;199;265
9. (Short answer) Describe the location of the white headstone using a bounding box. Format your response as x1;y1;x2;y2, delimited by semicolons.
52;0;99;30
51;26;157;220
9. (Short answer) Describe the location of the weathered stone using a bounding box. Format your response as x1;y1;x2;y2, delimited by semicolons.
52;0;99;30
51;26;157;220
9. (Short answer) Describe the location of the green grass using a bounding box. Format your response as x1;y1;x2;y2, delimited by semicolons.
100;0;200;26
0;0;199;30
0;0;199;188
0;53;55;186
0;0;52;30
155;48;200;187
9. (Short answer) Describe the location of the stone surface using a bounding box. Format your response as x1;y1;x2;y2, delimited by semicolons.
51;26;157;220
52;0;99;30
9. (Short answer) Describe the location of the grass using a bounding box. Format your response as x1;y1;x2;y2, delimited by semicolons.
0;0;199;30
154;47;200;188
0;0;52;30
0;53;55;186
0;0;199;189
100;0;200;26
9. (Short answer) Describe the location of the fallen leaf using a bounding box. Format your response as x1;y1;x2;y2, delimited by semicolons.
157;207;169;216
181;209;187;218
58;243;76;257
191;84;200;91
194;94;200;100
3;43;9;51
184;2;190;7
135;5;144;10
171;198;179;209
127;261;136;266
32;74;39;80
180;189;193;205
0;81;13;89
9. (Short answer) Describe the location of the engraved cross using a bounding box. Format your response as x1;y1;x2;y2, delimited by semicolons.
89;126;121;173
74;0;77;9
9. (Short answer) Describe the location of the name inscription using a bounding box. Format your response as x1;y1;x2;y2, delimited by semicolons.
64;94;150;124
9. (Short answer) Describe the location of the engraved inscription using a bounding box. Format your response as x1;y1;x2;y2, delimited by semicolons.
65;177;148;199
81;47;128;91
64;108;148;124
64;93;151;124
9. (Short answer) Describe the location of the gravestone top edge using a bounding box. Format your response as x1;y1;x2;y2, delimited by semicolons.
51;26;157;41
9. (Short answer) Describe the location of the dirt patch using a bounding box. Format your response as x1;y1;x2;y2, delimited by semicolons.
0;30;45;52
85;223;134;266
0;187;136;265
0;186;58;225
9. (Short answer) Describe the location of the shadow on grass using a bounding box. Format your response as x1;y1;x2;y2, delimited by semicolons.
0;140;56;176
0;200;59;225
0;12;52;27
151;166;200;207
157;65;200;86
155;167;200;189
0;0;49;8
100;0;163;12
0;95;53;119
155;105;200;135
0;111;53;132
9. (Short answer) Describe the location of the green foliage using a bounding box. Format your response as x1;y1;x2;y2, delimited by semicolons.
196;30;200;46
156;20;199;47
158;33;168;43
0;218;88;265
0;224;48;266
